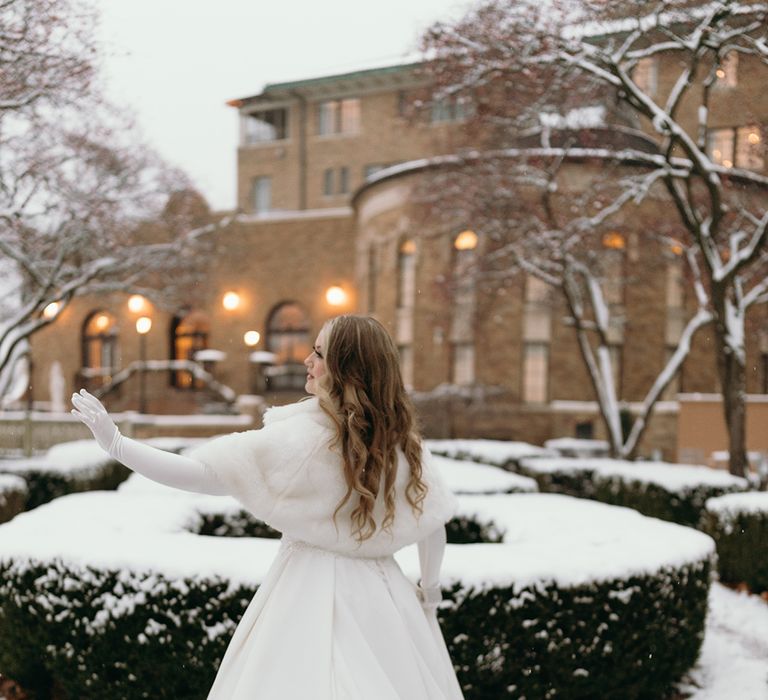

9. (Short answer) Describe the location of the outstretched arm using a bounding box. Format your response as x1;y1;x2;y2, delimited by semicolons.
71;390;229;496
416;525;447;615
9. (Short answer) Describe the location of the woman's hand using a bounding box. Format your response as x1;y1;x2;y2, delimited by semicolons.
70;389;120;454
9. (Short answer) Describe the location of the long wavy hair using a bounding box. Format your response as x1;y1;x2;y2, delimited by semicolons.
316;315;428;543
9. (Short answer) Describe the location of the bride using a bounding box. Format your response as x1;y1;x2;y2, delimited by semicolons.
71;314;465;699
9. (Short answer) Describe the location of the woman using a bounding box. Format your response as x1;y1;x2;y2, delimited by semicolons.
71;314;464;699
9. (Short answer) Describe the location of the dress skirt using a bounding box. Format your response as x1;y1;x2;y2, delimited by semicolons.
206;536;465;699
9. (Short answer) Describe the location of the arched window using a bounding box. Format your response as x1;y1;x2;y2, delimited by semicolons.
265;302;311;391
170;310;209;389
81;311;118;388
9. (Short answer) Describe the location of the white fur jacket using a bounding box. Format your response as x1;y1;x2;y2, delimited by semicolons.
186;397;459;558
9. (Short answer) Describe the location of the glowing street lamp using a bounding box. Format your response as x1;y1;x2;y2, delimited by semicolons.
325;286;347;307
128;295;148;313
244;330;261;347
42;302;61;320
222;291;241;311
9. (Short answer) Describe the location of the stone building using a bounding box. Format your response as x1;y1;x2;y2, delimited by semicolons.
26;51;768;460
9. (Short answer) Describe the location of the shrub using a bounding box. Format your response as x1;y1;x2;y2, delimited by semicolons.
0;441;129;510
0;486;714;700
516;456;749;528
702;492;768;592
0;475;27;524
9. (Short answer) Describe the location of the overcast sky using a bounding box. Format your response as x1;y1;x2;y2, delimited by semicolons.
95;0;473;211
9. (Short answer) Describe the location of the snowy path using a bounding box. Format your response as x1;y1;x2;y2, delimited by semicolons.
677;583;768;699
1;583;766;699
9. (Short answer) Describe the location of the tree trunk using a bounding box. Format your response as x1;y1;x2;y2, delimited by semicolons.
713;292;748;479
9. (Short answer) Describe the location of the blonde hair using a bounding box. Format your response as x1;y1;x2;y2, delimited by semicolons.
316;315;427;543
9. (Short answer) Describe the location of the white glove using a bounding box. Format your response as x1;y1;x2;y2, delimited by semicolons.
70;389;228;496
416;525;447;615
70;389;120;455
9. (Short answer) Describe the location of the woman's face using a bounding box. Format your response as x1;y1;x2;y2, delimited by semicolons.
303;328;328;395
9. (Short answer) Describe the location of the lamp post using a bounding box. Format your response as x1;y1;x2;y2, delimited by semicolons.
136;316;152;413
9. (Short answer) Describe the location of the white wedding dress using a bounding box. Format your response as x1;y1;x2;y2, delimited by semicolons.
103;397;465;699
206;536;463;699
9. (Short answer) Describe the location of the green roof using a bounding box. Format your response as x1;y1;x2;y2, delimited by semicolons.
262;61;421;93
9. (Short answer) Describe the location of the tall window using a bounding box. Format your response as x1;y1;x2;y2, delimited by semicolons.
523;343;548;404
632;57;658;96
451;230;478;385
170;310;209;389
82;311;118;387
317;98;360;135
265;302;311;391
708;126;764;170
736;126;764;171
522;275;551;404
431;95;473;123
251;176;272;214
242;108;288;144
396;239;416;388
396;238;416;310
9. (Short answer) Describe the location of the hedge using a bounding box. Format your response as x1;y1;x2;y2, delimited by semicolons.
514;457;750;528
0;441;130;510
0;480;714;700
702;492;768;592
0;474;27;524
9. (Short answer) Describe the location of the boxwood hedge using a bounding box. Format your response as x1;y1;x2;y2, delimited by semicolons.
0;441;129;511
701;492;768;592
0;475;27;524
0;487;714;700
515;457;749;528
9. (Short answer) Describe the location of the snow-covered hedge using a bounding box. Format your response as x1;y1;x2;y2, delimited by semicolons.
0;441;129;510
0;474;27;523
516;456;749;527
702;492;768;592
0;475;714;700
426;438;556;469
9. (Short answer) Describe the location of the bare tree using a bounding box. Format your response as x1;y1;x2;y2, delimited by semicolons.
0;0;223;403
421;0;768;475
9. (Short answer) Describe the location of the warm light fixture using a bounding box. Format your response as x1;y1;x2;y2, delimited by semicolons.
670;243;684;256
400;239;416;255
128;294;148;313
747;131;761;145
222;291;241;310
325;286;347;306
136;316;152;335
602;231;626;250
244;330;261;347
716;68;726;79
723;159;733;168
95;314;111;331
454;230;478;251
42;302;60;320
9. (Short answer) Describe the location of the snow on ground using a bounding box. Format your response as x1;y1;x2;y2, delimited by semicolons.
676;583;768;700
426;438;556;465
543;437;610;457
519;456;749;492
431;455;537;494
